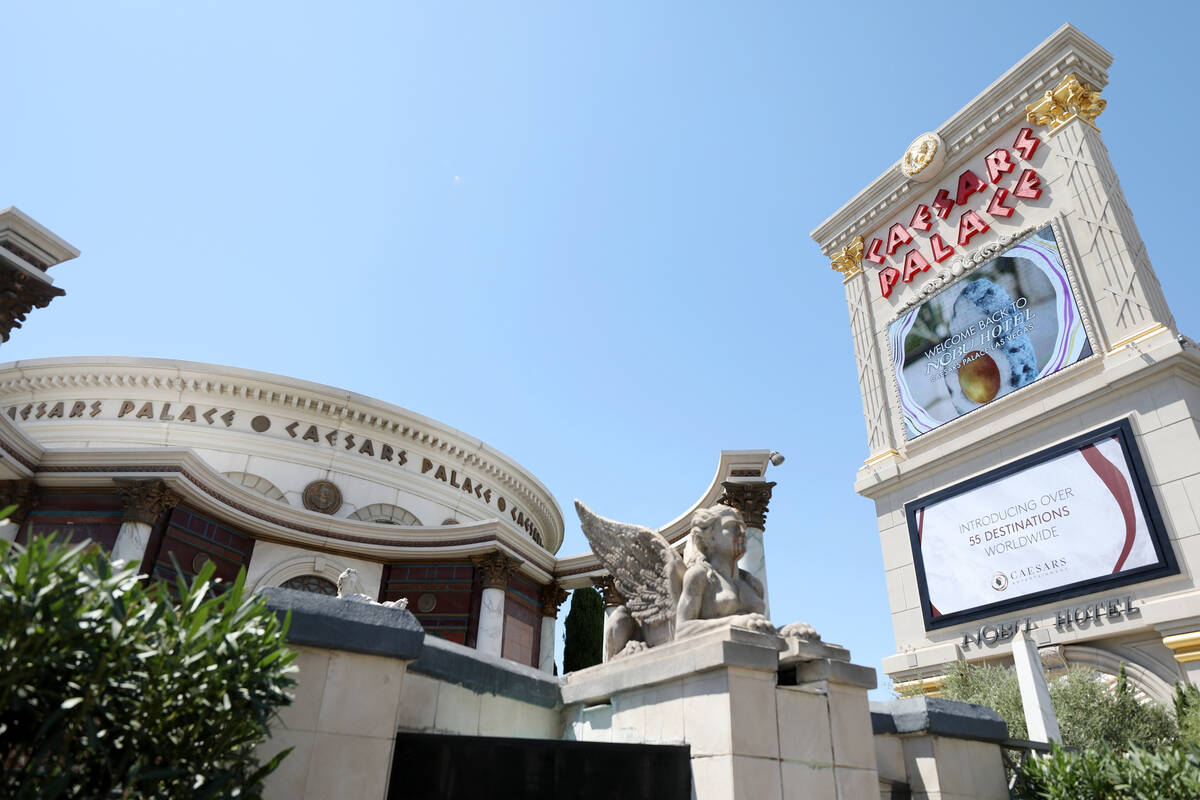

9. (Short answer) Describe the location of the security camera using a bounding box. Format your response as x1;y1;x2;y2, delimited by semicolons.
769;451;785;467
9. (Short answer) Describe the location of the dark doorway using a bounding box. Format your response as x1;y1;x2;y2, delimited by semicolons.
388;732;691;800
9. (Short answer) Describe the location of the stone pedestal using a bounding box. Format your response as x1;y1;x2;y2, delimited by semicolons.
563;626;879;800
257;588;425;800
871;697;1011;800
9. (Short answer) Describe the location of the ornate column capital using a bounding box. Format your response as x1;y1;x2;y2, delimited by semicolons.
591;574;627;608
114;479;181;526
539;584;569;617
471;551;523;590
1163;630;1200;664
829;235;864;282
0;479;38;526
1025;73;1105;135
719;480;776;530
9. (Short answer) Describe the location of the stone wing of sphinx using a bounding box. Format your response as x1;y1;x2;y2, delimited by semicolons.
574;500;684;627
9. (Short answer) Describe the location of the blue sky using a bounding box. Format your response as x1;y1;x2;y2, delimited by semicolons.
4;3;1197;693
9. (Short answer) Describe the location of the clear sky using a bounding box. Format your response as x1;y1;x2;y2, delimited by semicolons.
4;2;1197;694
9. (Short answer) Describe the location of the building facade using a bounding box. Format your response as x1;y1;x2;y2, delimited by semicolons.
0;352;780;672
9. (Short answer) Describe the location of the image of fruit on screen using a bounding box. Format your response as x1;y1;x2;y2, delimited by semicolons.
888;225;1092;439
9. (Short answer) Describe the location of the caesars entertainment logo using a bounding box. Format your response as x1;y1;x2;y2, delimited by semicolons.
988;558;1067;593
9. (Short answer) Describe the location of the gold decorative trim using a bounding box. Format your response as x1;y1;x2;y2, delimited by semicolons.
1106;323;1169;355
1163;631;1200;664
893;674;946;697
864;449;901;467
1026;73;1105;135
830;235;864;282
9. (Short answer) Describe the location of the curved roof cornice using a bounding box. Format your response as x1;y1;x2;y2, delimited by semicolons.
0;356;565;552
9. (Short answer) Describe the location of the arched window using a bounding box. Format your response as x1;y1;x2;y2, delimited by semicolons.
280;574;338;596
347;503;422;526
222;472;288;504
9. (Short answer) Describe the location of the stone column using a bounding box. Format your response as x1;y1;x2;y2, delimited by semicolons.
829;236;900;464
0;479;38;543
592;575;627;662
1012;630;1061;744
471;552;521;659
113;479;180;568
538;584;568;674
719;480;775;618
1025;74;1176;351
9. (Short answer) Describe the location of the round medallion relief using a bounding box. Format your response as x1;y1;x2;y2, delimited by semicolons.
900;132;945;183
192;553;214;573
302;480;343;515
417;593;437;613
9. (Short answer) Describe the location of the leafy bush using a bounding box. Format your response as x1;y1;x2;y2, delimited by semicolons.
1176;683;1200;749
1052;664;1175;751
1013;743;1200;799
0;534;296;799
935;659;1029;739
562;586;604;672
928;660;1177;751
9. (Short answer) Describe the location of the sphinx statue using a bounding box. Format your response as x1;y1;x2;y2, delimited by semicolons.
575;500;816;659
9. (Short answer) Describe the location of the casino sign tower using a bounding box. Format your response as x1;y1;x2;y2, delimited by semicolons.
813;25;1200;703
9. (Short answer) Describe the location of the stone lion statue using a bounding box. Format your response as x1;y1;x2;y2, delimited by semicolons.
337;568;408;609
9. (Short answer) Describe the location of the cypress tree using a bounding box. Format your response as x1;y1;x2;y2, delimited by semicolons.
562;586;604;672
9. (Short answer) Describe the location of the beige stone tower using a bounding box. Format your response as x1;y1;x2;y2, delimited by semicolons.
812;25;1200;703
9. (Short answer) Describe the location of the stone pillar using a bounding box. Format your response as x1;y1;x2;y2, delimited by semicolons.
471;552;521;659
828;236;900;464
1012;630;1061;744
592;575;627;662
1025;73;1176;352
719;480;775;618
538;584;568;674
0;479;38;543
113;479;180;568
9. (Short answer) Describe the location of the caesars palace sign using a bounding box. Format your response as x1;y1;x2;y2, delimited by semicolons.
868;127;1044;299
4;398;545;546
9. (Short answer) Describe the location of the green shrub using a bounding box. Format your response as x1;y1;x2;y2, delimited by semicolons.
930;660;1177;751
936;659;1029;739
562;586;604;672
1052;664;1175;751
1175;683;1200;749
0;534;296;799
1013;743;1200;799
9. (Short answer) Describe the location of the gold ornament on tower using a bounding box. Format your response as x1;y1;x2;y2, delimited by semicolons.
829;236;864;281
1025;73;1105;134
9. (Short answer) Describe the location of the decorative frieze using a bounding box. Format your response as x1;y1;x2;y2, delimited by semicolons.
472;551;522;590
719;480;775;530
591;575;627;608
1025;73;1105;134
539;584;569;617
114;479;181;526
0;479;38;526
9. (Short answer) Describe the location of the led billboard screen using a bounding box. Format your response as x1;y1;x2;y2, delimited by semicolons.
906;419;1176;630
889;225;1092;439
